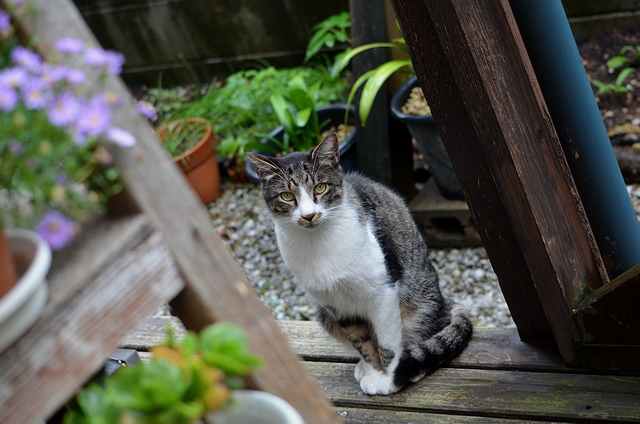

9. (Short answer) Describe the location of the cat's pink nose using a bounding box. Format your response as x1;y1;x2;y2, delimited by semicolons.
302;213;316;221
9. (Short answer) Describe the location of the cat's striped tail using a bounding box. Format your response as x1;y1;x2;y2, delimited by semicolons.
393;304;473;388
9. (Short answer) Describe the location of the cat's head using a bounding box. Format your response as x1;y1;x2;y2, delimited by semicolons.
247;133;344;229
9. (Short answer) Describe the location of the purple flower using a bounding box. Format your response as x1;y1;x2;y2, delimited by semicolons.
53;37;84;54
11;46;42;71
65;68;86;85
48;92;81;126
136;100;157;120
83;47;108;67
104;50;125;75
102;90;122;107
0;83;18;111
76;97;111;137
36;210;77;250
106;127;136;147
0;11;11;32
9;140;23;155
83;48;125;75
0;67;27;88
40;64;69;85
23;77;50;110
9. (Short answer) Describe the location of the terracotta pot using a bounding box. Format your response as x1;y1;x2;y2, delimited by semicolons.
0;229;51;353
0;230;17;298
158;118;221;204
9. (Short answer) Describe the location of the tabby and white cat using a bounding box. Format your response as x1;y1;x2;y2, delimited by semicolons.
247;133;473;395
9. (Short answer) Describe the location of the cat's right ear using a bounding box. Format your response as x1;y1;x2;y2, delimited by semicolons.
247;153;279;181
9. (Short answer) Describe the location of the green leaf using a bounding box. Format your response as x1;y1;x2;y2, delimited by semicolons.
107;360;187;412
616;67;635;87
351;59;412;126
269;94;295;137
180;331;200;357
245;139;282;155
294;107;313;128
331;42;408;78
620;45;638;56
606;55;631;69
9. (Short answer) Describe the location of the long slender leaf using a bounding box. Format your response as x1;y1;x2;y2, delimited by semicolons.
269;94;295;137
348;59;412;126
331;42;408;78
616;67;635;87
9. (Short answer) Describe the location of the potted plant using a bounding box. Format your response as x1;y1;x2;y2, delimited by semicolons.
156;117;221;204
390;76;464;199
318;12;464;199
63;322;304;424
244;75;357;183
0;7;136;349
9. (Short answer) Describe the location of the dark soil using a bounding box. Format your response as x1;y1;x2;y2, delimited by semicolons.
576;26;640;181
577;27;640;138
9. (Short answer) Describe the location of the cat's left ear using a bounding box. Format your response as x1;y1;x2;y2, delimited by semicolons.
310;132;340;168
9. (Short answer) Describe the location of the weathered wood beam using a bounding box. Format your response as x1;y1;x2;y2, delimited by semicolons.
0;216;183;424
349;0;414;199
390;0;607;366
10;1;341;422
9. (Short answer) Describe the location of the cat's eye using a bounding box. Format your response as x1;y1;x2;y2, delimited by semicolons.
314;183;328;194
280;192;295;202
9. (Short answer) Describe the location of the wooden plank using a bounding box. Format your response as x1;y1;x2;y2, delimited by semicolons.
0;223;183;424
12;2;341;422
335;407;568;424
576;262;640;345
277;321;567;371
119;315;187;351
390;0;607;366
122;319;568;372
306;362;640;423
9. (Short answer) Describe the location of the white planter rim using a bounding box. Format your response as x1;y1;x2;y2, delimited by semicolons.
0;229;51;323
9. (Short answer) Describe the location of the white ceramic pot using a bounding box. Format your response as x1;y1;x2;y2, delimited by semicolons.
205;390;305;424
0;229;51;353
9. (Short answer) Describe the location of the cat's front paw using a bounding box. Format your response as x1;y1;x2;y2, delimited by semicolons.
354;360;367;382
360;370;401;396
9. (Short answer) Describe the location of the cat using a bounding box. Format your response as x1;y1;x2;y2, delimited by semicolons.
247;133;473;395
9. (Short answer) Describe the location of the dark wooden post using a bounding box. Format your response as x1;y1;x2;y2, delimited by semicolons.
390;0;608;366
349;0;414;199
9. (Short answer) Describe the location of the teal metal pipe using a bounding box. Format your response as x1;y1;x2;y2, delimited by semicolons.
509;0;640;278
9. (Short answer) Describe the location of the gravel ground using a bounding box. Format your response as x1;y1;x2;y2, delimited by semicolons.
207;181;640;328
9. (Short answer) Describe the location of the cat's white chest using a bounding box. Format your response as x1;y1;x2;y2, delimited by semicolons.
274;206;388;296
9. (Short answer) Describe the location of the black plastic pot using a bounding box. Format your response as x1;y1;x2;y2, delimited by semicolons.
245;104;357;184
390;76;464;200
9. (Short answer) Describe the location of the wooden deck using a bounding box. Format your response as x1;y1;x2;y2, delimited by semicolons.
122;317;640;423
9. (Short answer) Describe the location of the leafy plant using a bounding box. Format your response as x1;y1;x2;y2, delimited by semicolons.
157;118;210;158
590;44;640;96
307;12;413;126
147;66;348;163
591;67;635;96
304;11;351;63
251;76;331;154
606;45;640;71
63;322;263;424
0;6;136;250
